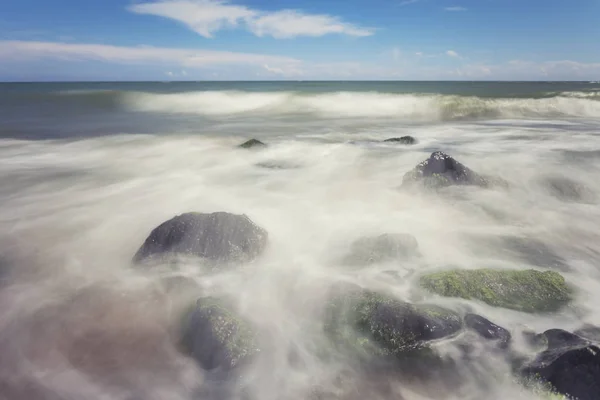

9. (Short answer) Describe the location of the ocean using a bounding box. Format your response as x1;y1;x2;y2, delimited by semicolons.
1;81;600;399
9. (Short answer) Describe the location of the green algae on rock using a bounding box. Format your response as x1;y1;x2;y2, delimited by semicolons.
324;284;462;357
180;297;260;371
419;269;572;313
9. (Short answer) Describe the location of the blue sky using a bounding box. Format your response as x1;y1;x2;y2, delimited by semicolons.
0;0;599;81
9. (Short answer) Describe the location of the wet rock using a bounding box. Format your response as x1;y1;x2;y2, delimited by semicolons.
464;314;511;348
540;176;595;203
343;233;420;266
402;151;490;189
419;269;572;313
384;136;417;145
239;139;266;149
522;345;600;400
541;329;590;350
325;284;463;357
180;298;260;371
133;212;268;265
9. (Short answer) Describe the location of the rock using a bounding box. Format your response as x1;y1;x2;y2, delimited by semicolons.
522;345;600;400
384;136;417;145
343;233;420;266
541;329;590;350
239;139;266;149
325;284;463;357
540;176;595;203
402;151;490;189
464;314;511;348
419;269;572;313
180;298;260;371
133;212;268;264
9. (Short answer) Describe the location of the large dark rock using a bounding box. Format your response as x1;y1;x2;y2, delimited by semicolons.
239;139;266;149
325;284;463;357
180;298;260;371
419;269;572;313
464;314;511;349
402;151;490;189
575;325;600;343
384;136;417;145
522;344;600;400
343;233;420;266
133;212;268;264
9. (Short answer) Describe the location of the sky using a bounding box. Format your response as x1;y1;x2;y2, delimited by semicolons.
0;0;599;81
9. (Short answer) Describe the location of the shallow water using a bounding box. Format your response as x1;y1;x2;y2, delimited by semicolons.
0;82;600;399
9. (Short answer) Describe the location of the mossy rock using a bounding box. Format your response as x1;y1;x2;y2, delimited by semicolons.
419;269;572;313
342;233;420;266
324;284;462;358
239;139;266;149
180;297;260;371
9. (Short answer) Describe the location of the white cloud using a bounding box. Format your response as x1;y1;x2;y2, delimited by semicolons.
129;0;374;39
415;52;423;57
399;0;421;6
248;10;372;38
446;50;459;58
445;7;467;11
392;47;401;61
0;40;300;69
166;71;173;76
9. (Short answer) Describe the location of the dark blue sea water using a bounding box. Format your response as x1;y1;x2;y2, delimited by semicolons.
0;81;600;400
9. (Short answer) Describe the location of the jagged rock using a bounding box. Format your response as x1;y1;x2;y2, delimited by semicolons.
180;298;260;371
133;212;268;264
324;284;462;357
384;136;417;145
419;269;572;313
239;139;266;149
343;233;420;266
402;151;490;189
464;314;511;348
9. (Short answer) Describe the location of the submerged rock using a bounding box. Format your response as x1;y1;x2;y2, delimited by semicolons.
464;314;511;349
325;284;462;357
343;233;420;266
402;151;490;189
180;298;260;371
384;136;417;145
522;344;600;400
419;269;572;313
540;175;595;203
133;212;268;264
575;325;600;343
239;139;266;149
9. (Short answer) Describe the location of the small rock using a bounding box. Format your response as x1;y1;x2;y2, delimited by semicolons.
343;233;420;266
239;139;266;149
384;136;417;145
133;212;268;265
464;314;511;348
419;268;572;313
180;298;260;371
402;151;490;189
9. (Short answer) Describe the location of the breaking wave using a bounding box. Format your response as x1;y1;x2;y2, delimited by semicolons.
121;90;600;120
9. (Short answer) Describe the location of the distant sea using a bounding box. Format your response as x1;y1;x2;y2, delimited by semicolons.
1;81;600;400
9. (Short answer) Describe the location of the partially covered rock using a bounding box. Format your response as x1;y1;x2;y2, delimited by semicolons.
464;314;511;349
522;344;600;400
180;298;260;371
575;325;600;342
239;139;266;149
402;151;490;189
419;269;572;313
325;284;462;357
343;233;419;266
384;136;417;145
133;212;268;264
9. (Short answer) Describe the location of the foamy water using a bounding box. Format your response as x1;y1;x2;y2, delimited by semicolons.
1;81;600;399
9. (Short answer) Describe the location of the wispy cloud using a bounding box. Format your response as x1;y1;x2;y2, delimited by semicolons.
445;6;467;12
128;0;374;39
446;50;460;58
0;40;300;68
399;0;421;6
